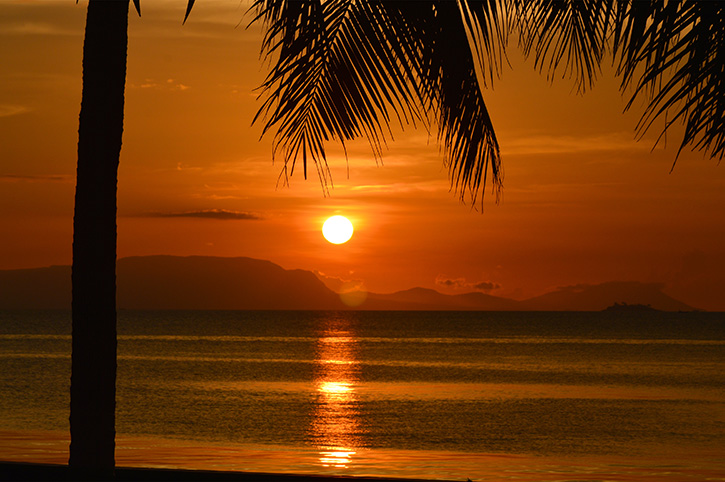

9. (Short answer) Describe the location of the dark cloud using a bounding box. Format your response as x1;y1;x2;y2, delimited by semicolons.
436;276;501;292
435;277;467;289
473;281;502;292
146;209;262;220
436;276;501;291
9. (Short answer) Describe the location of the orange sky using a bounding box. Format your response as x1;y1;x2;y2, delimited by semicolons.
1;1;724;310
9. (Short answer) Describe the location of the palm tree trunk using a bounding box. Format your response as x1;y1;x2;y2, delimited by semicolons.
70;0;129;475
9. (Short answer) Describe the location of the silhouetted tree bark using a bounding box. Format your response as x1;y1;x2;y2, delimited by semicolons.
70;0;128;475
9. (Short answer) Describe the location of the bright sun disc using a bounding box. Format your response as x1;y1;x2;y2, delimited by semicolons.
322;215;353;244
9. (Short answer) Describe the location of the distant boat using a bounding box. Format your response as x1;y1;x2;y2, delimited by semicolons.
603;302;660;312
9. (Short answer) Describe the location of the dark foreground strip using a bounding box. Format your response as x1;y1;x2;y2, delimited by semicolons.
0;462;442;482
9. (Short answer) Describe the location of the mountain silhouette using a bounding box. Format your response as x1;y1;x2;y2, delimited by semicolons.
520;281;693;311
0;255;696;311
0;256;343;310
116;256;343;310
0;265;71;309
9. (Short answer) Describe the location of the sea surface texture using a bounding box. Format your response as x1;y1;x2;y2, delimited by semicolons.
1;310;724;481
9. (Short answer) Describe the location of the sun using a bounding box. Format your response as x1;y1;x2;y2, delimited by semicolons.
322;215;354;244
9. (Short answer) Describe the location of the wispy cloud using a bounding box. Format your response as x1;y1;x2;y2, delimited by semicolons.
347;180;445;194
128;78;190;91
0;21;77;37
141;209;262;220
0;174;72;183
0;105;29;117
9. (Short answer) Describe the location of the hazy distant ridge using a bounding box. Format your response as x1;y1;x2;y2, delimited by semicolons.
117;256;341;310
0;255;695;311
520;281;692;312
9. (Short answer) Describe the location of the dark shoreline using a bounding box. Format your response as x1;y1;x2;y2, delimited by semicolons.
0;462;441;482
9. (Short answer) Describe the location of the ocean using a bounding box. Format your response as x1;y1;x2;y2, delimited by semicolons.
1;310;724;481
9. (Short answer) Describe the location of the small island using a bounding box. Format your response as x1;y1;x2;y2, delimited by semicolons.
603;302;660;312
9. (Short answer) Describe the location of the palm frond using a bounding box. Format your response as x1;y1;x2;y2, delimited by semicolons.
252;0;422;193
425;2;503;205
514;0;614;93
459;0;510;88
183;0;195;24
513;0;724;162
128;1;194;23
251;0;504;205
613;0;725;162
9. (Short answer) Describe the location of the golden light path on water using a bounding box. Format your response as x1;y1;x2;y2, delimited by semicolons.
310;324;361;469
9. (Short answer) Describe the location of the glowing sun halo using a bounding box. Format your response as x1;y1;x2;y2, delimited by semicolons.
322;215;353;244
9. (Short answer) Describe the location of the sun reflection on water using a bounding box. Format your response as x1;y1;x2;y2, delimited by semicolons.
310;314;362;470
320;381;353;394
319;450;357;468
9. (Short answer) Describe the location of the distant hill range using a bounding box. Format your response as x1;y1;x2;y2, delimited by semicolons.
0;255;696;311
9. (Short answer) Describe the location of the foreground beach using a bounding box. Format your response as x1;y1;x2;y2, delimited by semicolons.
1;461;437;482
1;430;724;482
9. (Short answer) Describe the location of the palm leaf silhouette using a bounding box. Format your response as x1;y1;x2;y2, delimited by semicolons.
513;0;613;93
613;0;725;162
514;0;724;162
252;0;505;205
251;0;723;206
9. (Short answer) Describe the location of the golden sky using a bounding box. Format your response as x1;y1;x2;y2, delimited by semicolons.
1;1;724;310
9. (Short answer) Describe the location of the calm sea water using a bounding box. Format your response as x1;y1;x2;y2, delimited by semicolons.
1;310;724;481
